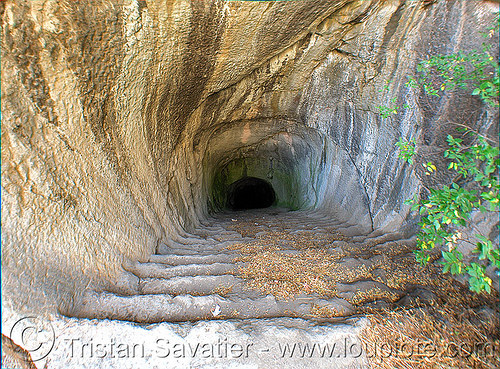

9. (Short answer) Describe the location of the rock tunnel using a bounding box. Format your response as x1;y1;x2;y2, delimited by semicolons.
1;0;498;346
226;177;276;210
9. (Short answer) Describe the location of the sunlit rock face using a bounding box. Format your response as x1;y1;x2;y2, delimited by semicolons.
1;0;497;314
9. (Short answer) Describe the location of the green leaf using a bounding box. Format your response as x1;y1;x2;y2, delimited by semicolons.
380;30;500;294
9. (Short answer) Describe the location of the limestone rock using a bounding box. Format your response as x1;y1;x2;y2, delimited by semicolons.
1;0;498;319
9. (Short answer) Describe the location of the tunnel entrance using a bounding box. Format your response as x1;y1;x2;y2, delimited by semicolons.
227;177;276;210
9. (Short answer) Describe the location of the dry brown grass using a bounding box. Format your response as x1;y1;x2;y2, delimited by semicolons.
233;248;340;300
226;228;444;306
359;283;499;369
349;287;401;305
224;216;499;360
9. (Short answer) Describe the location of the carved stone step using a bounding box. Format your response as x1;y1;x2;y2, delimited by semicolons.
83;210;424;324
125;261;242;279
68;291;355;323
157;245;243;256
148;253;239;265
336;280;404;301
139;275;244;296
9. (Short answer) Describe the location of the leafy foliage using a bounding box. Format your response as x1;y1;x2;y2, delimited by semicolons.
409;45;499;107
379;19;499;293
404;134;499;293
377;96;410;118
396;138;416;165
407;17;499;108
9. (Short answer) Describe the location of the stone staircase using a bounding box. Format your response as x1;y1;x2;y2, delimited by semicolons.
67;208;430;323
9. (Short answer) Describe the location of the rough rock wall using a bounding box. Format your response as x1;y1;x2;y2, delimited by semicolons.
1;0;498;314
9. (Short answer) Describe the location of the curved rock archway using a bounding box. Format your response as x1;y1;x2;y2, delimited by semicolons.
226;177;276;210
1;0;498;329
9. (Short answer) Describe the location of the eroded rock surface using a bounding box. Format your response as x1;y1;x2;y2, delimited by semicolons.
67;208;440;323
1;0;498;322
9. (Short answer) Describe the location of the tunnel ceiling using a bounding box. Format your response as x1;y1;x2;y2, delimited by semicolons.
1;0;498;315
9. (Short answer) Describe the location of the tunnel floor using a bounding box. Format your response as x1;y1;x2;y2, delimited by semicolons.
64;207;489;323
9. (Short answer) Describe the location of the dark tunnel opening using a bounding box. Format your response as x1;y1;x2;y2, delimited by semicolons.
227;177;276;210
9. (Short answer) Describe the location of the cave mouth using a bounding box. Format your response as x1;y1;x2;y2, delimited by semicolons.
227;176;276;210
